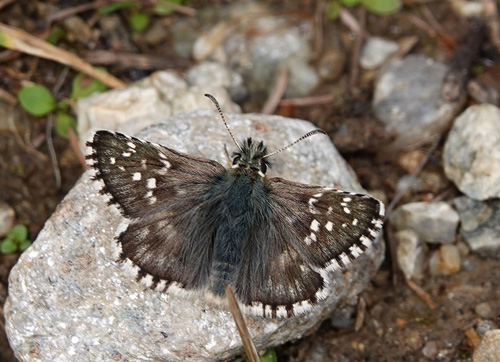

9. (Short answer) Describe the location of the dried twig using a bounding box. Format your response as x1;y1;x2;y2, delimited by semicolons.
339;8;370;38
261;69;288;115
82;50;186;70
385;137;440;220
225;286;259;362
313;0;325;57
348;7;366;91
401;11;437;38
47;0;107;23
441;18;487;102
68;128;87;170
46;114;61;189
354;297;366;332
0;0;15;11
405;278;437;309
279;94;334;107
0;23;126;89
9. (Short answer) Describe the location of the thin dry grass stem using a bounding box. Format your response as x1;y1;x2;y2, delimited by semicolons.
261;69;289;115
279;94;334;107
46;114;61;189
0;23;126;89
225;286;259;362
385;137;440;220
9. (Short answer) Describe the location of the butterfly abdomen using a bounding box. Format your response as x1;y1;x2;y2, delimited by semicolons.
209;172;270;297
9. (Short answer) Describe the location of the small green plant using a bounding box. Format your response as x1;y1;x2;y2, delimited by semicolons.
97;0;185;33
129;11;150;32
1;225;31;254
245;349;277;362
17;72;108;139
327;0;401;19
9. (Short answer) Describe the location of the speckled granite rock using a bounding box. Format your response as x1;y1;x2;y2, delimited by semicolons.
443;104;500;200
373;55;465;153
5;111;384;362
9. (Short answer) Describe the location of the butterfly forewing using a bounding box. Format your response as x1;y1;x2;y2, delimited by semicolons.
86;130;225;291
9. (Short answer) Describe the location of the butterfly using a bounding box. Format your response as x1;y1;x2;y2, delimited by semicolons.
85;94;384;318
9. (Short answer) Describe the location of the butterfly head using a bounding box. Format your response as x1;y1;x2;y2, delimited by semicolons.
231;138;270;177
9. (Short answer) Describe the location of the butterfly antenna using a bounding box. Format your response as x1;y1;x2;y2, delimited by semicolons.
263;129;327;158
205;93;242;152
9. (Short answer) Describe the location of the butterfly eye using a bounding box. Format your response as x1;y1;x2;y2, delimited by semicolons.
260;163;267;174
232;155;241;165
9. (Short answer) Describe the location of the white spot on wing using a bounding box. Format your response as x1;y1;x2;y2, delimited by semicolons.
147;178;156;189
122;152;131;157
360;235;372;247
127;142;136;149
109;157;116;164
352;218;359;226
325;221;333;231
343;207;351;214
132;172;141;181
310;219;320;232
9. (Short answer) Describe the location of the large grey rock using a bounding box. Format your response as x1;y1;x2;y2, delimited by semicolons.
373;55;464;152
453;196;500;258
5;111;385;362
443;104;500;200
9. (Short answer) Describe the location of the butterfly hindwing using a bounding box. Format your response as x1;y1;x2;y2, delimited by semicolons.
234;178;384;317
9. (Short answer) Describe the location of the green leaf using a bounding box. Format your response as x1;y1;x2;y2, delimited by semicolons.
98;1;136;14
326;1;342;20
1;238;18;254
55;112;77;139
259;349;277;362
0;28;12;48
361;0;401;15
46;26;66;45
19;239;32;252
341;0;360;6
18;85;57;116
153;0;183;16
129;12;150;32
70;72;108;100
244;349;277;362
9;224;28;241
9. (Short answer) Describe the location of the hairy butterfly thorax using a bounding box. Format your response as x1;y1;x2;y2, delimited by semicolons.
86;94;385;318
231;138;270;178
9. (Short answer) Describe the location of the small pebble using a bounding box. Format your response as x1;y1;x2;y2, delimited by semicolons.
476;320;499;337
422;341;438;359
0;201;15;237
475;302;494;319
360;36;399;70
429;244;461;276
